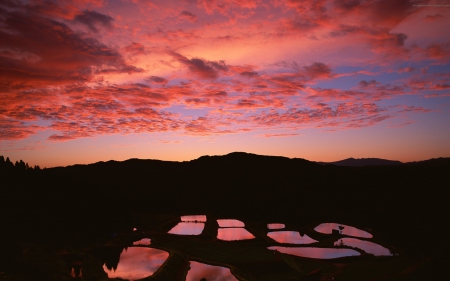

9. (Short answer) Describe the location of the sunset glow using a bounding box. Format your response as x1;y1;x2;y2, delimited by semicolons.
1;0;449;167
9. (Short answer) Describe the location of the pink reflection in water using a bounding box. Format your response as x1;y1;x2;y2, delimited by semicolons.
268;231;318;244
103;247;169;280
217;219;245;227
133;238;151;245
314;223;373;238
181;215;207;222
217;228;255;241
335;238;392;256
268;246;360;259
168;222;205;235
186;261;238;281
267;223;285;229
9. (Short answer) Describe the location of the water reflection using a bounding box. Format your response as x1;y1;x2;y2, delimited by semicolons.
217;228;255;241
267;231;318;244
217;219;245;227
267;223;285;230
181;215;207;222
168;222;205;235
335;238;392;256
186;261;238;281
103;247;169;280
268;246;360;259
314;223;373;238
133;238;151;245
70;261;82;278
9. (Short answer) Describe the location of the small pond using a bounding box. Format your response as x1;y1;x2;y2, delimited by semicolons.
103;247;169;280
335;238;392;256
168;222;205;235
181;215;207;222
267;223;285;229
186;261;238;281
217;219;245;227
268;246;360;259
217;228;255;241
267;231;318;244
314;223;373;238
133;238;151;245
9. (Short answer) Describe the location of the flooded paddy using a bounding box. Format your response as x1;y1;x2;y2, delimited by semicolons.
133;238;151;245
103;247;169;280
181;215;207;222
268;246;361;259
217;227;255;241
335;238;392;256
217;219;245;227
186;261;238;281
314;223;373;238
168;222;205;235
90;216;412;281
267;231;318;244
267;223;285;229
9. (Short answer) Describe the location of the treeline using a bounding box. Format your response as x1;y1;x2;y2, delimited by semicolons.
0;155;41;172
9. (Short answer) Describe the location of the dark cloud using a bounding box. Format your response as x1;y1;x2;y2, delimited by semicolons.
398;66;415;73
203;90;227;97
426;43;450;59
280;18;321;34
302;62;332;80
185;98;210;106
334;0;363;12
369;0;426;26
331;0;427;26
124;42;147;56
171;51;228;79
146;76;168;84
236;99;258;108
179;10;198;22
359;79;379;87
73;10;114;32
240;71;259;77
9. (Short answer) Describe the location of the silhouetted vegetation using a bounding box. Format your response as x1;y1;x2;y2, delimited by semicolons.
0;155;40;173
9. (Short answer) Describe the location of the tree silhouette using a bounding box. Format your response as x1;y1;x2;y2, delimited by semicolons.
0;155;40;172
5;157;14;168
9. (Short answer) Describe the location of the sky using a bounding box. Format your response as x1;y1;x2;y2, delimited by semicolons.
1;0;450;168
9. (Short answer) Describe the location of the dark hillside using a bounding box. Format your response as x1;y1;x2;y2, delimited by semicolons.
1;153;449;275
321;157;403;166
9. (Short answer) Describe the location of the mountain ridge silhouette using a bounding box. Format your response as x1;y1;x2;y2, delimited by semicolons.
44;152;449;169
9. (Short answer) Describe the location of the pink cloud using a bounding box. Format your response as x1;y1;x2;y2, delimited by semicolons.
0;0;445;144
261;133;299;137
0;119;42;140
0;1;142;91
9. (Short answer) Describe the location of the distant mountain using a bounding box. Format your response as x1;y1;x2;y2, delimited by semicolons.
403;157;450;166
318;157;403;166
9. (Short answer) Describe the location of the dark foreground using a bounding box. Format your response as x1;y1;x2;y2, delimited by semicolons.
1;152;449;280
